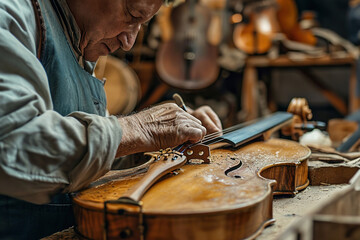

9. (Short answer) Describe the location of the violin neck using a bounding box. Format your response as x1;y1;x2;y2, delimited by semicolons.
220;112;293;147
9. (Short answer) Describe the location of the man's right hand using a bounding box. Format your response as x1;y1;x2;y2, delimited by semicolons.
116;103;206;157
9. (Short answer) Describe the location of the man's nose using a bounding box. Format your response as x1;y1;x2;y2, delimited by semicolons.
122;23;142;51
130;23;142;43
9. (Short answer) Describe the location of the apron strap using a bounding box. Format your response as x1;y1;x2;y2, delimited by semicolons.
30;0;46;59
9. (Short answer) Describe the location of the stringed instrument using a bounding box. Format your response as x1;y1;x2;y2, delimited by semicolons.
276;0;317;46
156;0;220;91
233;0;279;55
200;0;228;46
232;0;317;55
72;99;315;240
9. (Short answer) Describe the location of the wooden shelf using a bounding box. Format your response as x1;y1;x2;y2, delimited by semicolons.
241;54;357;121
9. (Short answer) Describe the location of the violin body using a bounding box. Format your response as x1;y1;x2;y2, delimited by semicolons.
233;1;279;55
276;0;317;46
156;1;219;91
233;0;317;54
233;6;279;55
73;138;310;240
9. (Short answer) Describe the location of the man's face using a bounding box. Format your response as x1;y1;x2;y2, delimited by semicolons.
69;0;163;62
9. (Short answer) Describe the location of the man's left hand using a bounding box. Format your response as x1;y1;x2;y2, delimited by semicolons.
188;106;222;134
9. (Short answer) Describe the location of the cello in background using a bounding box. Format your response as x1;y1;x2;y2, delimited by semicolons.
156;0;220;91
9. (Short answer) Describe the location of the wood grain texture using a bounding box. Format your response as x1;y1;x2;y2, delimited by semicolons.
121;152;187;202
312;190;360;240
73;138;310;240
278;174;360;240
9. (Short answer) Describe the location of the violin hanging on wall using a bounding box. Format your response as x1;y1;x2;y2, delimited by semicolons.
156;0;220;91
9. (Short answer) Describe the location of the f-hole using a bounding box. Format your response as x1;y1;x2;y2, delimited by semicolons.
225;158;243;179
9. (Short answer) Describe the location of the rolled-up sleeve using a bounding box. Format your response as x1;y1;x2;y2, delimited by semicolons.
0;1;122;204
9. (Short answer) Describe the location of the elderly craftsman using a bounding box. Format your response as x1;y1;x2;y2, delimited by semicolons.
0;0;222;239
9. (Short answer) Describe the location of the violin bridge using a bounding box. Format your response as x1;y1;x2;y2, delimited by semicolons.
183;144;211;164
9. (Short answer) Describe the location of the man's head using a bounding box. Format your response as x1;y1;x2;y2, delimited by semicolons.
66;0;164;62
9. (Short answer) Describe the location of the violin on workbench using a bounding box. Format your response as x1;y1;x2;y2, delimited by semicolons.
72;98;317;240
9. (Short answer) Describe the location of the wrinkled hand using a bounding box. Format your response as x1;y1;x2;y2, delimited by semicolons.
188;106;222;134
116;103;206;157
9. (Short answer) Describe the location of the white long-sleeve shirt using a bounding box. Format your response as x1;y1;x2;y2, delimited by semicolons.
0;0;123;204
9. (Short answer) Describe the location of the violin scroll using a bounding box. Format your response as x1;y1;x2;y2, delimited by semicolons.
287;98;313;121
282;98;314;140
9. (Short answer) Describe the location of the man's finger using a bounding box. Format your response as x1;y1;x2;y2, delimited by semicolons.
204;107;222;131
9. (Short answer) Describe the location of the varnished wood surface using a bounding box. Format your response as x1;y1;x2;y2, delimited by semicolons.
44;185;349;240
121;152;187;202
73;138;310;240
